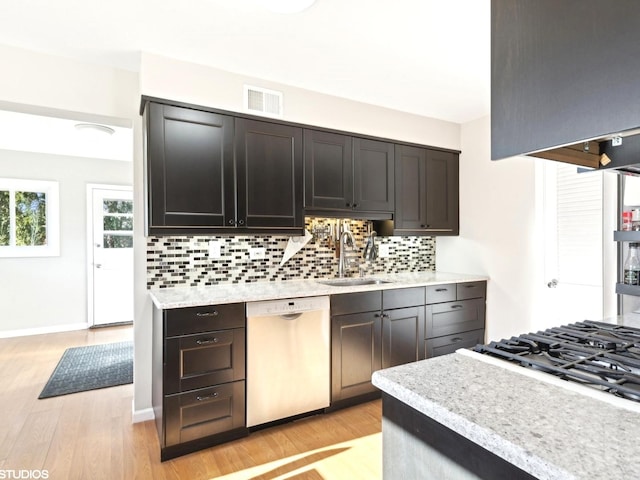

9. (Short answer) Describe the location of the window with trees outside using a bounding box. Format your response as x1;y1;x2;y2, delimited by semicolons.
0;178;60;257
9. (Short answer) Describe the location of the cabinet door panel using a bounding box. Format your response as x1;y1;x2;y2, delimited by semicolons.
164;328;245;394
147;103;234;230
304;130;353;209
425;329;485;358
425;149;459;233
331;312;382;401
353;138;395;212
164;381;245;447
426;298;485;339
235;119;303;229
382;306;426;369
395;145;427;230
331;291;381;316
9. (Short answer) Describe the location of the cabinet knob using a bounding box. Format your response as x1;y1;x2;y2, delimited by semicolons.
346;202;352;207
352;203;358;208
421;224;426;228
228;219;235;225
238;219;245;226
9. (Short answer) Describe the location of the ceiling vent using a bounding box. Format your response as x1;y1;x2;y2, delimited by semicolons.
244;85;283;118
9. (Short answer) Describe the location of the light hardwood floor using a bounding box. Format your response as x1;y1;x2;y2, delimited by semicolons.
0;325;382;480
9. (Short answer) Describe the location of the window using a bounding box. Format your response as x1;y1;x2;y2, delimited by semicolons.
0;178;60;257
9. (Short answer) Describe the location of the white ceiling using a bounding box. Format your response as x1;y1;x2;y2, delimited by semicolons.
0;0;490;125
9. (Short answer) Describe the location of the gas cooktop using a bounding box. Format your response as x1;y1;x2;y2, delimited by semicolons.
473;320;640;403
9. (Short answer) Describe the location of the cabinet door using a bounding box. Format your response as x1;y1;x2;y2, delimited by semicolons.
394;145;427;230
425;298;485;339
425;329;485;359
146;103;234;233
353;138;395;212
331;312;382;402
382;306;426;369
235;119;303;230
164;327;245;394
304;130;353;210
424;149;459;234
164;381;245;447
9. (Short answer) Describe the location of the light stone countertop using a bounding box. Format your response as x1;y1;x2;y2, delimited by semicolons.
372;314;640;480
148;271;489;309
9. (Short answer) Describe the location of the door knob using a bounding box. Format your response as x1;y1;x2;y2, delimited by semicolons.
95;264;102;269
547;278;558;288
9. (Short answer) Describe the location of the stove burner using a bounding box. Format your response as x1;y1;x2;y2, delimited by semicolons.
473;321;640;403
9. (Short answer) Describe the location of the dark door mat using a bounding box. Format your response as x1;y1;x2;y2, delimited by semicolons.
38;340;133;399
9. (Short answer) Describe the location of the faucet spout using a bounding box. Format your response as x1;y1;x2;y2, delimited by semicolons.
338;230;356;278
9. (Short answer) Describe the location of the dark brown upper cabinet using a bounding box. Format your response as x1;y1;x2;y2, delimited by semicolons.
491;0;640;169
235;119;303;231
146;102;235;233
376;145;458;236
144;101;303;235
304;129;394;218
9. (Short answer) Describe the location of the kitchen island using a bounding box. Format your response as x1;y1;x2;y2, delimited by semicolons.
371;314;640;480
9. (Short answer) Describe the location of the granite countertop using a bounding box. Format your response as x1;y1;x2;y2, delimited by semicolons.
148;271;489;309
372;313;640;480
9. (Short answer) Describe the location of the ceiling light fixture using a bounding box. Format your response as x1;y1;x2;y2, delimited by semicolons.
260;0;316;14
74;123;115;135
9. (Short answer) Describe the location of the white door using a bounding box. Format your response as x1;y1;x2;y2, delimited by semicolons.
537;162;606;329
88;185;133;326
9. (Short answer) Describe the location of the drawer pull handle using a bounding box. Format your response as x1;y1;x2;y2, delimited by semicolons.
196;338;219;345
196;392;219;402
465;285;476;289
451;337;463;343
196;311;218;317
451;305;463;309
435;288;448;292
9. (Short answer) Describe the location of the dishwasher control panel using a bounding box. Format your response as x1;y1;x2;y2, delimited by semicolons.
246;296;330;317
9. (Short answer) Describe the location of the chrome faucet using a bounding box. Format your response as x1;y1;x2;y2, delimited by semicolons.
338;230;356;278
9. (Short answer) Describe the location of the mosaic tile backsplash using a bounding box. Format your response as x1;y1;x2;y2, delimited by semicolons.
147;218;436;288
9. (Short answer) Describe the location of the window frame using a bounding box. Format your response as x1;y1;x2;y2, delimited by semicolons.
0;178;60;258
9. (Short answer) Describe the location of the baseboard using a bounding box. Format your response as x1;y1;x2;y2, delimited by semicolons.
132;405;155;424
0;322;89;339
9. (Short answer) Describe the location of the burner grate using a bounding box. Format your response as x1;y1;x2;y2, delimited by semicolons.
473;321;640;402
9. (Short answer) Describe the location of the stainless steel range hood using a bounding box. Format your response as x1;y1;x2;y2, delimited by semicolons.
491;0;640;174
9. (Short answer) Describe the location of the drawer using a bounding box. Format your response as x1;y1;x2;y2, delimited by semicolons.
426;298;485;339
331;291;381;316
165;328;245;394
382;287;425;310
164;380;246;447
456;281;486;301
425;284;456;304
425;329;485;359
165;303;245;337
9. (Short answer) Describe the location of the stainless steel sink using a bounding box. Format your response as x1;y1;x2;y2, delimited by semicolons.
316;278;393;287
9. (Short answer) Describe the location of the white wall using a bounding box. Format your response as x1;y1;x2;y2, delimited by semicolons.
0;150;132;335
140;53;461;151
437;116;539;341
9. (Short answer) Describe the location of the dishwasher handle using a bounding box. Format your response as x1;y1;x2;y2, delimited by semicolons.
280;313;303;320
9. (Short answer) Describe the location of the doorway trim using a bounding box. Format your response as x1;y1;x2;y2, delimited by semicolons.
86;183;133;327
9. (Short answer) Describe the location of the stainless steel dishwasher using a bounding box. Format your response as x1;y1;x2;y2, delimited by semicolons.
246;296;330;427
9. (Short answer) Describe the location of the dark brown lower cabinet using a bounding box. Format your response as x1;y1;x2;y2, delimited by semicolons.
382;306;425;369
152;303;248;461
330;288;427;408
424;281;487;359
165;381;245;447
331;311;382;404
425;329;485;358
